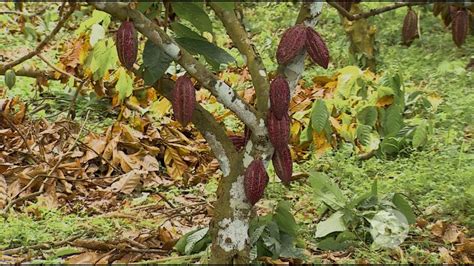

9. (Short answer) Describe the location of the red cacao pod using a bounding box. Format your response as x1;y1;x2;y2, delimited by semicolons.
402;9;419;46
305;27;329;69
276;24;307;65
272;146;292;185
172;75;196;126
116;21;138;70
452;9;469;47
267;110;290;151
229;135;245;151
244;159;269;205
269;76;290;120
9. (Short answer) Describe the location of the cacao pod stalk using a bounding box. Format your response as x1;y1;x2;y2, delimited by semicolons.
172;75;196;126
276;24;307;65
116;20;138;70
452;9;469;47
269;76;290;120
272;146;293;185
244;159;269;205
305;27;330;69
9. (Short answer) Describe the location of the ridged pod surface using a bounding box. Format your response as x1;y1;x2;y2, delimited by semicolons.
305;27;329;69
244;159;269;205
272;146;292;185
229;135;245;151
172;75;196;126
402;9;418;45
4;69;16;89
269;76;290;120
452;9;469;47
116;21;138;70
267;110;290;151
276;24;307;65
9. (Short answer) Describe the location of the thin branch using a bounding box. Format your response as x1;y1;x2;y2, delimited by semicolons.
327;1;429;21
209;2;270;113
1;234;83;255
0;3;75;72
88;2;264;137
37;53;83;82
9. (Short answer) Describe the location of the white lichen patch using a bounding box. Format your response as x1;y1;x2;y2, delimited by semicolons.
163;42;180;59
204;132;230;176
217;218;249;252
229;176;250;214
284;54;306;96
259;70;267;77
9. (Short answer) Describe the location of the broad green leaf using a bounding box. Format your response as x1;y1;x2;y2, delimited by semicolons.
412;124;428;148
311;99;329;133
392;193;416;224
274;201;297;237
175;228;200;254
76;10;110;34
141;40;173;85
356;124;372;146
337;66;362;98
53;247;82;257
300;123;313;143
184;227;209;255
315;211;347;238
380;137;400;155
90;24;105;46
171;22;206;41
309;172;346;209
357;106;378;127
171;2;213;34
116;68;133;101
175;37;235;70
90;39;117;80
368;209;409;249
381;104;403;137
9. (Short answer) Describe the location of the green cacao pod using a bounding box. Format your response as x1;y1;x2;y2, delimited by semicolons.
402;9;419;46
267;110;290;151
272;146;292;185
116;21;138;70
244;159;269;205
172;75;196;126
4;69;16;89
306;27;330;69
276;24;306;65
269;76;290;120
452;9;469;47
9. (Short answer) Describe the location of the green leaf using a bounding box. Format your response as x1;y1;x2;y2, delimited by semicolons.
315;211;347;238
215;2;235;11
300;123;313;144
380;137;400;155
311;99;329;133
171;22;206;41
184;227;209;255
356;124;372;146
90;39;117;80
141;40;173;85
381;105;403;137
337;66;362;98
171;2;213;34
89;24;105;46
357;106;378;127
274;201;297;237
412;124;428;148
116;68;133;101
309;172;347;210
392;193;416;224
175;37;235;70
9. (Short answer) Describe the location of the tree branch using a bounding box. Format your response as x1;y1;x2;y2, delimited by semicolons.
89;2;265;138
209;2;270;113
327;1;428;21
0;3;75;72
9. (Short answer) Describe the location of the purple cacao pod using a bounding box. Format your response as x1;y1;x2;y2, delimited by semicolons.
267;110;290;151
172;75;196;126
272;146;293;185
269;76;290;120
116;21;138;70
244;159;269;205
276;24;307;65
229;135;246;151
402;9;419;46
305;27;330;69
452;9;469;47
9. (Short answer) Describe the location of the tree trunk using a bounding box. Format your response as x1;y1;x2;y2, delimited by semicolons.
341;3;377;72
209;158;252;263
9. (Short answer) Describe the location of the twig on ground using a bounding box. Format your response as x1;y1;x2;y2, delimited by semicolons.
1;234;83;255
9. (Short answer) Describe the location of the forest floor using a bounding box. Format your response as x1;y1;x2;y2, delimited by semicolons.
1;2;473;264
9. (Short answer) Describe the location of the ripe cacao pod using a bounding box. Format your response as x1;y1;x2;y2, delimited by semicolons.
4;69;16;89
452;9;469;47
172;75;196;126
276;24;306;65
269;76;290;120
244;159;269;205
229;135;245;151
116;21;138;70
267;110;290;151
402;9;419;46
305;27;329;69
272;146;292;185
